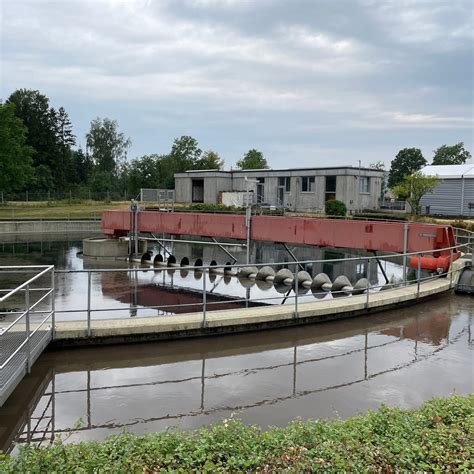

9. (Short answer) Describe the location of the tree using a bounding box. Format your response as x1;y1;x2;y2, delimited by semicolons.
0;102;35;192
393;172;440;215
7;89;60;182
169;136;202;169
369;161;387;198
7;89;78;190
432;142;471;165
196;150;224;170
369;161;385;170
86;118;131;175
388;148;426;189
124;154;165;195
236;149;268;169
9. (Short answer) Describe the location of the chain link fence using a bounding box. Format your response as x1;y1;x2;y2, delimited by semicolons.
0;190;131;204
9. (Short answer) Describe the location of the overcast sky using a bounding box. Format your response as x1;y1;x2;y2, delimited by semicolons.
1;0;472;169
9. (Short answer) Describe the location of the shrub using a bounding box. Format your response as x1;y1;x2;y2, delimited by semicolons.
325;199;347;216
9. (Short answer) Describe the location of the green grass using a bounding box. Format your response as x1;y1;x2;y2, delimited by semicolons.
1;395;472;472
0;201;129;220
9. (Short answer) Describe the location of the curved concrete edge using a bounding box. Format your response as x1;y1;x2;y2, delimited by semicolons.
53;277;453;347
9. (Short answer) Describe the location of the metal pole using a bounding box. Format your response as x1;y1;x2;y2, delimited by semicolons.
26;284;31;373
449;246;454;288
87;272;92;337
202;269;207;327
245;205;251;265
366;262;370;309
134;208;139;256
51;268;55;339
417;253;421;298
402;223;409;284
294;270;299;319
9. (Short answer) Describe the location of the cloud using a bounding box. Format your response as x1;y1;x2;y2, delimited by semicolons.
0;0;472;167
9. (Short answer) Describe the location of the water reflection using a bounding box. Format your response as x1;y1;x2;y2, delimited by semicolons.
1;235;404;322
1;296;472;454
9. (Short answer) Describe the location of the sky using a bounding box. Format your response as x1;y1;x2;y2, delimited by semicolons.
1;0;473;169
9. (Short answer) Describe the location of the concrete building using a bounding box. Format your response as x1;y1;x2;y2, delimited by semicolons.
419;164;474;217
174;167;384;213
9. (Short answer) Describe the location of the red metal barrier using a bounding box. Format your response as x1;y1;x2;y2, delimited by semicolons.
102;210;459;270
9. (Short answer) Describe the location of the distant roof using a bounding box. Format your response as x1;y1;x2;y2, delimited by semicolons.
420;164;474;179
180;165;384;174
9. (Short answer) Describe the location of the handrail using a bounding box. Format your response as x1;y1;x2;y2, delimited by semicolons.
0;266;53;303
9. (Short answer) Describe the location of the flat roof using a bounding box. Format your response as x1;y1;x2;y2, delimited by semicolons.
178;165;383;175
420;164;474;179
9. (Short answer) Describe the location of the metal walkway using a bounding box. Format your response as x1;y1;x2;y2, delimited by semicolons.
0;266;54;407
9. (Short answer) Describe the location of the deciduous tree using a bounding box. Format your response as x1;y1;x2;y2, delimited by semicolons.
393;172;440;215
236;149;268;169
388;148;426;189
432;142;471;165
196;150;224;170
86;118;131;175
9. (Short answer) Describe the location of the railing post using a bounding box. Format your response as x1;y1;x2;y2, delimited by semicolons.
365;260;370;309
25;284;31;373
294;270;299;319
87;271;92;337
51;267;55;339
202;269;207;328
417;253;421;298
402;223;409;285
449;246;454;289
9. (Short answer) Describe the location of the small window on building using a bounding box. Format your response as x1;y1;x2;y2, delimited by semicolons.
278;177;291;192
325;176;337;200
301;176;315;192
359;177;370;193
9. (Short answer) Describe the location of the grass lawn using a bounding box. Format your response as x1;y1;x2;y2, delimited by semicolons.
0;201;129;220
0;395;472;472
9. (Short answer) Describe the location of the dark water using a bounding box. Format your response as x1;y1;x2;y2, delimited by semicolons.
0;294;472;454
1;235;471;454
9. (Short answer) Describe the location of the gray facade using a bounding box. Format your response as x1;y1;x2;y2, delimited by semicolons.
419;165;474;217
175;167;384;213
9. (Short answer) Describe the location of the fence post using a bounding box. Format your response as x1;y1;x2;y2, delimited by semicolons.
51;268;56;339
26;191;28;205
417;253;421;298
294;270;299;319
202;269;207;328
25;284;31;373
87;272;92;337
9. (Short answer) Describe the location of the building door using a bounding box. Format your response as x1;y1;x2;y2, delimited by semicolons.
192;179;204;203
257;177;265;203
325;176;337;201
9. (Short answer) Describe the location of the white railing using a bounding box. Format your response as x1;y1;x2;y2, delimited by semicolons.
0;266;55;407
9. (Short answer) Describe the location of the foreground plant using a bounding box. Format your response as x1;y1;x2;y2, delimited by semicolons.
0;395;472;472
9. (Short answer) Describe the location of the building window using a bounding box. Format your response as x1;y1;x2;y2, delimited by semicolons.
278;177;291;192
325;176;337;200
359;177;370;193
301;176;315;192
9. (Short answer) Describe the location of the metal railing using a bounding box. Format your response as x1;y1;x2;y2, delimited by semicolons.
49;229;473;334
0;266;55;406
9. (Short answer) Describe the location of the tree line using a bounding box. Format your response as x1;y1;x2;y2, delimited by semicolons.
1;88;470;202
0;89;269;197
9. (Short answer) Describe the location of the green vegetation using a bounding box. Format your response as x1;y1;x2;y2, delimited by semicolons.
388;147;427;189
432;142;471;165
325;199;347;216
393;171;441;216
0;395;471;472
236;149;268;169
0;201;128;220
